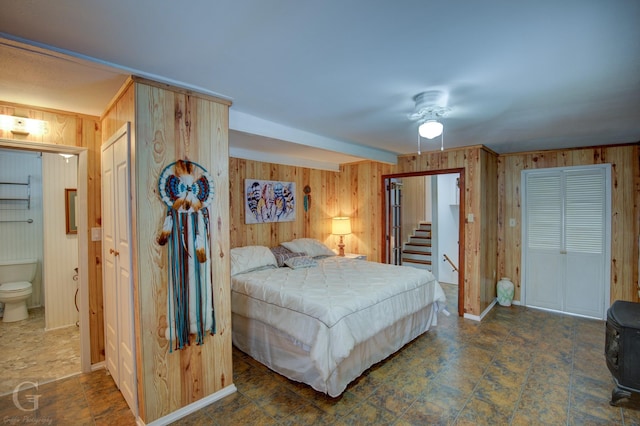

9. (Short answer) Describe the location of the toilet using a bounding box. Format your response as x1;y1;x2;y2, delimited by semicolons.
0;259;36;322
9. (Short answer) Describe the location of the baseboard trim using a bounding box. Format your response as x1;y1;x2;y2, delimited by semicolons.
463;298;497;321
142;384;237;426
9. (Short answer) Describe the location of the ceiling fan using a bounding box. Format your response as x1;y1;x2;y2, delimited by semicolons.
409;90;450;153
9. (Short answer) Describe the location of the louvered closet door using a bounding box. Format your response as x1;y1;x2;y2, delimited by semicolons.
523;165;609;319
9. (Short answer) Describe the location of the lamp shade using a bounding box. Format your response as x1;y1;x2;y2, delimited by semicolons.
418;120;443;139
331;217;351;235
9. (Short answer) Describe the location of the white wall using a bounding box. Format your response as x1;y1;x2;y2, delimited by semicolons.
436;173;459;285
0;149;43;309
42;153;78;329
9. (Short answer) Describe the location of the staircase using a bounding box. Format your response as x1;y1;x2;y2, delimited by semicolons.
401;222;432;270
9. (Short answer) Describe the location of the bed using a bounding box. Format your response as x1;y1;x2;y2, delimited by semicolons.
230;239;447;397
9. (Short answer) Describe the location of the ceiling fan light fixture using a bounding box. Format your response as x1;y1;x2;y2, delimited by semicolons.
418;120;443;139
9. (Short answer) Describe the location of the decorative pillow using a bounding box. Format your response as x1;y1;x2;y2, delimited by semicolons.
270;245;306;267
281;238;336;258
230;245;278;276
284;256;318;269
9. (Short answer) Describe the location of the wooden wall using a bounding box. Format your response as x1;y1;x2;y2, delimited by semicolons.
401;176;428;245
0;101;104;363
101;78;232;423
229;158;394;259
393;146;499;316
497;144;640;304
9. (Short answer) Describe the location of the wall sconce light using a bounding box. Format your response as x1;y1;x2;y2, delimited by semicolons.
0;115;49;136
331;216;352;256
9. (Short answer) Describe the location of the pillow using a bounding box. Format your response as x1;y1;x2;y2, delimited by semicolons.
270;245;306;267
230;245;278;276
284;256;318;269
281;238;335;258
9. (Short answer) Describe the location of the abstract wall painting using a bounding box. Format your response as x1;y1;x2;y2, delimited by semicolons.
244;179;296;224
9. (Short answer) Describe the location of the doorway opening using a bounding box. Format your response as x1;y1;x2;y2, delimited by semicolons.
0;139;90;383
382;168;465;316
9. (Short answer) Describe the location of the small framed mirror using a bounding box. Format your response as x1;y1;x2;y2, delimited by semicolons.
65;188;77;234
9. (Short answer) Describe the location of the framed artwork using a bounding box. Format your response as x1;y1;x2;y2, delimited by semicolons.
65;188;77;234
244;179;296;224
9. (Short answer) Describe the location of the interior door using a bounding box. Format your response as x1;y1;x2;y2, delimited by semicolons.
113;126;137;412
102;123;137;413
523;165;610;319
101;139;119;384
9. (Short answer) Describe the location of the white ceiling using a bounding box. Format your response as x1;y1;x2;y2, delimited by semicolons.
1;1;639;171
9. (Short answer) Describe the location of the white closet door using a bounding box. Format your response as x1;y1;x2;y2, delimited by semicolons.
524;172;564;311
523;165;609;319
102;123;137;414
113;128;137;412
563;169;606;318
101;140;119;383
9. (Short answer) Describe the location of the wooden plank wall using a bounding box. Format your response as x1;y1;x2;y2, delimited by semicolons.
0;101;104;363
101;78;232;423
229;158;395;261
231;159;343;251
401;176;428;246
497;144;640;304
394;146;498;316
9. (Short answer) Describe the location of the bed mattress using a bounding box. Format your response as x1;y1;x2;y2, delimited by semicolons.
231;256;447;396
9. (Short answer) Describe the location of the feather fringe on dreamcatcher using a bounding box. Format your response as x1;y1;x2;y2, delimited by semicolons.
157;159;216;351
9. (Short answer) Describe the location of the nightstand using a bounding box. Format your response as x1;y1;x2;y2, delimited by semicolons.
344;253;366;260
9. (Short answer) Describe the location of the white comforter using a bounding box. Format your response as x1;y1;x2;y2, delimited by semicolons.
231;256;446;381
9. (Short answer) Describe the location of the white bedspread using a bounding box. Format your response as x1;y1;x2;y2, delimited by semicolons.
231;256;446;382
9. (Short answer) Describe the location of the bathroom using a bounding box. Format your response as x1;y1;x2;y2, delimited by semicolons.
0;148;80;394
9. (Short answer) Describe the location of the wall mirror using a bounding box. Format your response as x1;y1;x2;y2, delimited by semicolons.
65;188;77;234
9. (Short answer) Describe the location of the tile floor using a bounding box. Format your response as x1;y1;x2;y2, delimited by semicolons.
0;307;80;395
2;284;639;425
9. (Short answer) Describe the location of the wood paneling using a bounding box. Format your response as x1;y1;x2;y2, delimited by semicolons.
497;144;640;304
102;79;232;423
229;159;394;259
394;146;497;317
0;101;103;362
401;176;428;246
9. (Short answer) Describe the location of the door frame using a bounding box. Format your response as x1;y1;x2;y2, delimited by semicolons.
382;168;465;316
0;138;90;371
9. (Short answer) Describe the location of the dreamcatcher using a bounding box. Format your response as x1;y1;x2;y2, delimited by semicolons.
157;159;216;351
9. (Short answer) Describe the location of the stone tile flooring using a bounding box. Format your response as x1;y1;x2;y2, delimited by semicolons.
1;284;639;425
0;307;80;395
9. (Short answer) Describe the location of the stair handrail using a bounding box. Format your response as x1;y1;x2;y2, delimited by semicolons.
443;254;458;272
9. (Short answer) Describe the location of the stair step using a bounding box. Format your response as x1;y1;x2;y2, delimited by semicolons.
414;230;431;238
402;253;432;262
403;249;432;256
403;263;432;271
409;236;431;245
403;246;432;254
402;258;432;266
404;241;432;247
418;222;432;230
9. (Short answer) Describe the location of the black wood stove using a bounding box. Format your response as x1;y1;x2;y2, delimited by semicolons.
605;300;640;405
